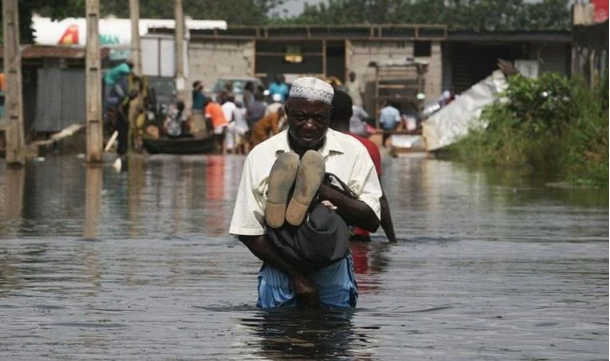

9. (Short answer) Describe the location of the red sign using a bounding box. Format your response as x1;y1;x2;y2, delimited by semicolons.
58;24;79;45
591;0;609;22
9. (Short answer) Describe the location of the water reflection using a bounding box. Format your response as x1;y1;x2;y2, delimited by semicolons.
0;155;606;360
350;241;391;295
204;156;228;236
1;166;25;233
128;156;146;237
241;309;372;360
84;166;103;240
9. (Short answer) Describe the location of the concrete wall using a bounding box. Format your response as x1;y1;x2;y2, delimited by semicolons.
347;40;442;114
421;42;442;100
191;38;443;113
187;40;254;107
347;40;412;114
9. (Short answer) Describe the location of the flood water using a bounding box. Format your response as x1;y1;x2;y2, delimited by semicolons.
0;154;607;360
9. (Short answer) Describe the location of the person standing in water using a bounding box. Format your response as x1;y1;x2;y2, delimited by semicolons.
329;90;397;243
230;77;382;309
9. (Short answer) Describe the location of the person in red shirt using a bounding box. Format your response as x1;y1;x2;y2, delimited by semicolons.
330;90;397;243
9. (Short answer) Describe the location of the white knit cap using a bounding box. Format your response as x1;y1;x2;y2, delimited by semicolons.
288;77;334;105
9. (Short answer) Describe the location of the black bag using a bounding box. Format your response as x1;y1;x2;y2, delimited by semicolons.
266;173;355;274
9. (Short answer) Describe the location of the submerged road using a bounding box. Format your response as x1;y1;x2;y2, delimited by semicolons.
0;154;607;360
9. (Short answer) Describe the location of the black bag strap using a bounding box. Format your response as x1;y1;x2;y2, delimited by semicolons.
323;172;358;200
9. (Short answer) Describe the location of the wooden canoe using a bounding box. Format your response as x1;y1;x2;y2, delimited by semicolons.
142;136;216;155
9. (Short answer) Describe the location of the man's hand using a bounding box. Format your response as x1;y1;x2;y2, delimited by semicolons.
239;235;321;308
290;274;320;308
317;182;380;232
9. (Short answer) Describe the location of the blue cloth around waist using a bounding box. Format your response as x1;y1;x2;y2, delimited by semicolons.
257;253;358;309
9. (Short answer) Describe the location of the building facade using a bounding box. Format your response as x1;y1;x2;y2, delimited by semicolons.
180;25;572;115
184;25;446;114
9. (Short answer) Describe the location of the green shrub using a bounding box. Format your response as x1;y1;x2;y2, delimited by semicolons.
450;73;608;186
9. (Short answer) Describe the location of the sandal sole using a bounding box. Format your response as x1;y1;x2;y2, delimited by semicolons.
265;152;300;228
285;150;325;226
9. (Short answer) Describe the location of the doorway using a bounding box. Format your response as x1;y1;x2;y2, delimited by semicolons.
325;40;346;82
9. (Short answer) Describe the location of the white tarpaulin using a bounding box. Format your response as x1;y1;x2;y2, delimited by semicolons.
422;70;508;151
391;134;424;150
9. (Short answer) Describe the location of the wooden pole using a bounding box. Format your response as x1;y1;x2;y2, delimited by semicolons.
2;0;25;165
129;0;142;75
174;0;185;98
129;0;143;152
85;0;103;163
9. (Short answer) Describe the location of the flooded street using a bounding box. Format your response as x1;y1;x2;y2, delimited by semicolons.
0;154;607;360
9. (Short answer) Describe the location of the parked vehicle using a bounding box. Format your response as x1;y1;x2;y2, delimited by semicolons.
206;77;263;103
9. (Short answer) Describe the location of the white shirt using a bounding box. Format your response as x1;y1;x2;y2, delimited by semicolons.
350;105;369;136
165;105;186;136
229;129;382;236
233;107;249;133
265;102;283;117
380;105;401;130
221;101;237;122
345;79;363;107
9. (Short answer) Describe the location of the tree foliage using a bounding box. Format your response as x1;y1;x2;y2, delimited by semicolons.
1;0;85;43
94;0;284;25
4;0;569;44
272;0;571;31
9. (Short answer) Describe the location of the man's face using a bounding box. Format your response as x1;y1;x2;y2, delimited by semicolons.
286;98;331;148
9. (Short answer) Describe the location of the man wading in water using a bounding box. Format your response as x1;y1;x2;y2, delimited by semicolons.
230;77;382;308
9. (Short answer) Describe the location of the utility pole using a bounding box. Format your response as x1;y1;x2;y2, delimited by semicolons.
85;0;103;163
174;0;185;98
2;0;25;165
129;0;142;75
129;0;143;152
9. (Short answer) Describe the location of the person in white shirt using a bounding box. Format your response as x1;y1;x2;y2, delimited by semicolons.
379;102;402;147
221;93;238;153
349;105;369;137
265;93;283;116
164;101;187;138
221;92;238;122
229;77;382;309
230;102;249;154
344;71;364;107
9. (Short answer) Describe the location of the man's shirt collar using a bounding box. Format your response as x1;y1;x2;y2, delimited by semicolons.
275;129;345;158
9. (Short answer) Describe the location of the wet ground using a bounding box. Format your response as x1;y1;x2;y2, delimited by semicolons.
0;154;607;360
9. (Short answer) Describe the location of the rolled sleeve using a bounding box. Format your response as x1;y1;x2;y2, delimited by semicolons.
349;148;382;221
229;156;266;236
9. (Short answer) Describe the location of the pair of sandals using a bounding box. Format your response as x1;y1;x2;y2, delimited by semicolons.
265;150;325;228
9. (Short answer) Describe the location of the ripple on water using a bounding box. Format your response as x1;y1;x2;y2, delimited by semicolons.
0;155;607;360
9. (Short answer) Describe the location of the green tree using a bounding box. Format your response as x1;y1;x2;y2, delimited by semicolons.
3;0;570;44
277;0;571;31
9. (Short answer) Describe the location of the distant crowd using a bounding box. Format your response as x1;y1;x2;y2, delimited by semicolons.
102;59;439;157
185;75;290;154
181;72;381;155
